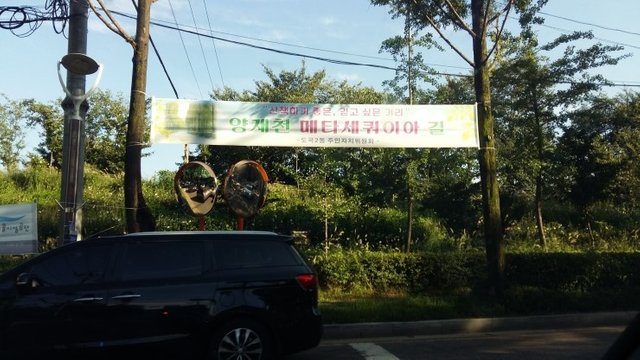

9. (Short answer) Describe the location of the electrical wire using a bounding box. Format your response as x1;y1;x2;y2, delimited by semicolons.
110;8;640;89
149;34;180;98
112;8;469;71
186;0;215;92
201;0;226;87
109;9;469;78
129;0;179;98
539;23;640;51
166;0;203;98
86;6;640;92
539;11;640;37
0;0;68;37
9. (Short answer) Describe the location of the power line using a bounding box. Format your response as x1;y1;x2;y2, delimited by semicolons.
201;0;226;87
166;0;203;98
129;0;179;99
108;9;470;78
149;33;180;99
186;0;215;92
540;23;640;51
103;8;640;90
0;1;68;37
539;11;640;37
114;8;470;71
145;15;640;88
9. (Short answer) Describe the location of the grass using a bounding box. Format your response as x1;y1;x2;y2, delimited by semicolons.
318;286;640;324
319;288;505;324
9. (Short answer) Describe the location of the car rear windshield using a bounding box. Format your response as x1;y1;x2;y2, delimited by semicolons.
213;239;300;269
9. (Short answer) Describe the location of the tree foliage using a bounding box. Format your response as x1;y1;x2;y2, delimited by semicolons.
0;94;26;171
21;89;141;174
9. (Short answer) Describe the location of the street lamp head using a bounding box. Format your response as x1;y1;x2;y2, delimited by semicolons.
60;53;100;75
57;53;103;104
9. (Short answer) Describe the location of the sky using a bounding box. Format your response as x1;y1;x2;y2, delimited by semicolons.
1;0;639;178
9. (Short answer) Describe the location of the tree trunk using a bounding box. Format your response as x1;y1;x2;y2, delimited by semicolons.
406;181;413;253
535;174;546;247
124;0;155;233
471;0;504;295
532;89;547;248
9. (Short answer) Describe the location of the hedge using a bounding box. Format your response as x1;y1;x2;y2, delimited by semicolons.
311;251;640;294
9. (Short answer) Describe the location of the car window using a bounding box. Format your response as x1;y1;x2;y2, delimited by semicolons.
121;241;204;281
29;243;112;286
213;240;299;269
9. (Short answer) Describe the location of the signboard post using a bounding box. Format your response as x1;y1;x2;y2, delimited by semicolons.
0;203;38;255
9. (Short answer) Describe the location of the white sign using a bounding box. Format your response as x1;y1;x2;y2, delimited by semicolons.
151;99;479;148
0;203;38;255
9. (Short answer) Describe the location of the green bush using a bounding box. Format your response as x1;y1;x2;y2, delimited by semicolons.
311;250;487;292
311;250;640;297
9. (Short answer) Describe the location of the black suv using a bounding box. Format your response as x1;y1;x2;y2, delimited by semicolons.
0;231;322;359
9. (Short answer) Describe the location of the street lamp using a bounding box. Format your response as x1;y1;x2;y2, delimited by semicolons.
57;53;102;245
57;53;103;118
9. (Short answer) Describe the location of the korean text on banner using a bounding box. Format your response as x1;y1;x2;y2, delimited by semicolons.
151;99;479;148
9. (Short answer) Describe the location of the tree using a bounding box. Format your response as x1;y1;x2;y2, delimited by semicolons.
23;90;136;173
0;94;26;171
422;76;480;236
556;99;617;234
206;63;387;186
84;90;131;174
22;99;64;168
556;92;640;238
492;30;625;247
603;92;640;213
372;0;543;294
378;20;441;102
88;0;155;232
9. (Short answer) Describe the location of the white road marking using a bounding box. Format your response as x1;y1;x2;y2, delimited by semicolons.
350;342;400;360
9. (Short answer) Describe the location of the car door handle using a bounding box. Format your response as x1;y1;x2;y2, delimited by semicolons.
111;294;142;300
74;296;104;302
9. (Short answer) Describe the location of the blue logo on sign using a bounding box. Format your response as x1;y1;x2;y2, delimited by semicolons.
0;215;25;222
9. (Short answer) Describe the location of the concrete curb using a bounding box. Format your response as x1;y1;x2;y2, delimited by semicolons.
323;311;638;339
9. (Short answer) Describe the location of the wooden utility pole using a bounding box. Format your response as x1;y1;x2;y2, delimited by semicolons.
124;0;155;232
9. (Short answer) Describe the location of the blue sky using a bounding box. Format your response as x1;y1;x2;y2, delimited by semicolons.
1;0;639;178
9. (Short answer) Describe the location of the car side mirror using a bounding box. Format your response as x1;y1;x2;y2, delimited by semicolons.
16;272;40;289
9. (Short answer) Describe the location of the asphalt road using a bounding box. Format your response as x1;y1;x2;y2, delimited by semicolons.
287;326;639;360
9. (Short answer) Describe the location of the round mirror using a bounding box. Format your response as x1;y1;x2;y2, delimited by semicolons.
174;161;218;217
223;160;268;219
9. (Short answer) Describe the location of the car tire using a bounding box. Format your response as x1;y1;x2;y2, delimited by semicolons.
210;319;274;360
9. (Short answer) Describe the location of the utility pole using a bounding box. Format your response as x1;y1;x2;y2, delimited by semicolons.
58;0;89;246
124;0;156;232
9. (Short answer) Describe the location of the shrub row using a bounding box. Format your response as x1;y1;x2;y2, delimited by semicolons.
311;250;640;293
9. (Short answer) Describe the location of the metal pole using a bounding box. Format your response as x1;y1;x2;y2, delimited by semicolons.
58;0;89;246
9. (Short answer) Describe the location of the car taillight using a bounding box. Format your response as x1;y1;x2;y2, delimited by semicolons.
296;273;317;291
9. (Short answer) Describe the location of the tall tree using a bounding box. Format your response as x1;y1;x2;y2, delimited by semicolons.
0;94;26;171
371;0;546;293
556;92;640;237
492;30;625;247
603;92;640;214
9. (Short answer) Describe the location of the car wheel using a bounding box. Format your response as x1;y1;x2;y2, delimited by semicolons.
210;319;274;360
